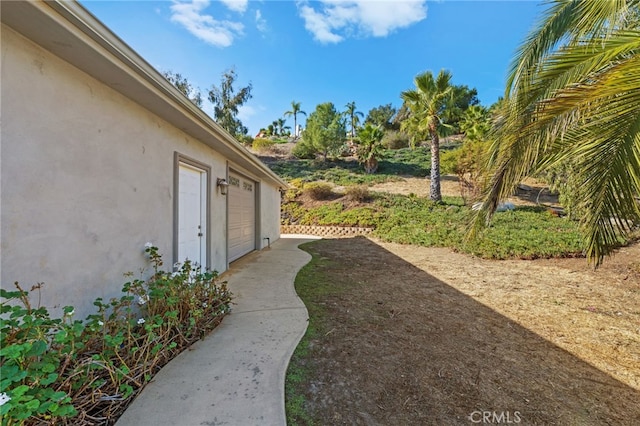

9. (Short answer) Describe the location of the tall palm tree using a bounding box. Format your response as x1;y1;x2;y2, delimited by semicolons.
401;70;453;202
284;101;307;138
344;101;364;139
473;0;640;265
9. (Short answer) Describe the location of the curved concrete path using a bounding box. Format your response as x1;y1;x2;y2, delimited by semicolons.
116;236;319;426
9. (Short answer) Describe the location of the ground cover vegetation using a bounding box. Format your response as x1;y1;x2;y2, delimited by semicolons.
282;179;584;260
0;245;232;425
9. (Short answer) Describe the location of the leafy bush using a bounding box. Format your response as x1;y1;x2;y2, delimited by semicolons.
292;140;317;159
252;137;276;153
303;182;334;200
440;139;490;202
282;191;585;259
0;245;232;425
345;185;371;202
382;130;410;149
236;134;254;146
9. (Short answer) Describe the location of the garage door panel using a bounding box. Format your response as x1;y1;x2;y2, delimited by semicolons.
228;172;256;262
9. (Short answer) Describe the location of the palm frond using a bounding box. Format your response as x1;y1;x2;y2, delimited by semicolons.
507;0;638;96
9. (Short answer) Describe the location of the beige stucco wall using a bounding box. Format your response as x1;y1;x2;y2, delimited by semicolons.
259;183;282;249
1;25;280;318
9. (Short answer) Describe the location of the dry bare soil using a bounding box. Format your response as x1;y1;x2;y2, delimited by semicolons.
265;145;640;423
294;237;640;425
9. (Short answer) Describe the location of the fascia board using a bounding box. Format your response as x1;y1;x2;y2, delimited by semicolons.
1;0;288;189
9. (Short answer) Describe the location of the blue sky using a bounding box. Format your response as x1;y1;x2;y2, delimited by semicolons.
80;1;545;136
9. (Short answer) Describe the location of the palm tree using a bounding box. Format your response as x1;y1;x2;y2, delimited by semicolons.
356;124;385;174
284;101;307;138
473;0;640;265
276;118;286;136
344;101;364;139
401;70;454;202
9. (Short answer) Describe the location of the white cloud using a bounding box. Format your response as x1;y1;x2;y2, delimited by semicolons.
170;0;244;47
298;4;344;43
255;9;268;33
297;0;427;44
220;0;248;13
237;104;257;122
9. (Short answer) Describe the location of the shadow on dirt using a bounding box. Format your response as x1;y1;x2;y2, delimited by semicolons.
291;237;639;425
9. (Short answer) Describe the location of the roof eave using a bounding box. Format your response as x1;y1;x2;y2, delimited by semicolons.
1;0;288;189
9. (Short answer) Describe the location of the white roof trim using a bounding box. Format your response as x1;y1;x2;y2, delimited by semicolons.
1;0;287;189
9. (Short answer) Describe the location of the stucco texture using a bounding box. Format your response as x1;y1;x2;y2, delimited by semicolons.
1;25;280;318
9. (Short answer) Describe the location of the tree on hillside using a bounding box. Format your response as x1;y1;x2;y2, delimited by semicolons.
401;70;454;202
473;0;640;265
442;85;479;133
365;104;398;130
208;68;252;136
459;105;491;142
344;101;364;139
163;71;203;108
284;101;307;138
356;124;386;174
303;102;346;161
276;118;290;136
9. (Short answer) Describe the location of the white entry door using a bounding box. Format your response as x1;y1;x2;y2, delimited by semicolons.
228;171;256;262
178;163;207;267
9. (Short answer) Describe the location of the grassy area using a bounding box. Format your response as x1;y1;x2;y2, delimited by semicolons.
268;146;437;186
272;144;589;259
285;245;339;426
283;193;585;259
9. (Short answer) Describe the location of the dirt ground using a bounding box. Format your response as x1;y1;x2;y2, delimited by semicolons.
295;237;640;425
268;145;639;423
369;175;561;208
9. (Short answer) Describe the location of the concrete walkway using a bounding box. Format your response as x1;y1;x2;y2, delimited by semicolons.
116;236;319;426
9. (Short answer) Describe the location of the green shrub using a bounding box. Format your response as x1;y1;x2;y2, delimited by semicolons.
345;185;371;202
303;182;334;200
283;191;586;259
252;137;276;153
0;245;232;425
292;140;317;159
382;130;410;149
288;178;306;189
440;139;490;202
236;134;254;146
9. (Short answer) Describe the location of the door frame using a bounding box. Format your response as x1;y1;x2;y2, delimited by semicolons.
173;153;211;269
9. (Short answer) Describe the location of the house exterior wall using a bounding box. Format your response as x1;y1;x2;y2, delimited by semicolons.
259;184;282;249
1;24;281;318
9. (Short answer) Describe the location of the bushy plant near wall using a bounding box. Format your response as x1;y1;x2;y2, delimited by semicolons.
0;245;232;425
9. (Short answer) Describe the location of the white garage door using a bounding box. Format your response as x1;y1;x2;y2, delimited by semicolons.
228;171;256;262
